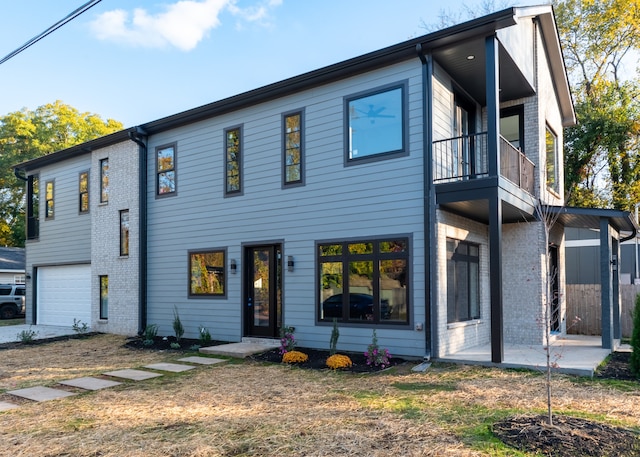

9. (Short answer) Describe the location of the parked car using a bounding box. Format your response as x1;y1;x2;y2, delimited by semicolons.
0;284;25;319
322;293;391;320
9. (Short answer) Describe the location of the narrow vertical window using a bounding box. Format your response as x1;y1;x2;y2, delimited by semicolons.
79;171;89;213
99;275;108;319
120;210;130;256
225;126;242;195
100;158;109;203
27;174;39;240
283;111;304;186
45;181;54;219
156;144;176;195
546;126;559;193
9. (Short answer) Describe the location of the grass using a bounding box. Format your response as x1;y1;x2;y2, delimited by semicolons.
0;317;25;327
0;334;638;456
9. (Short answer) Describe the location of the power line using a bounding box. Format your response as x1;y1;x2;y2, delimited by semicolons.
0;0;103;66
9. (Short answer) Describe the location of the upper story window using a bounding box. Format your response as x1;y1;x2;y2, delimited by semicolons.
100;158;109;203
546;126;559;194
79;171;89;213
283;111;304;186
45;181;54;219
500;105;524;151
189;249;226;297
225;126;242;196
27;174;39;240
345;82;407;164
120;209;129;256
446;238;480;323
318;238;409;325
156;144;177;196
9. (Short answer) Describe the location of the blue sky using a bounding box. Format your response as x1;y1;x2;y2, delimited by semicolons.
0;0;517;127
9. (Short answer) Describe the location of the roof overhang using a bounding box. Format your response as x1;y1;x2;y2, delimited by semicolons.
551;206;638;241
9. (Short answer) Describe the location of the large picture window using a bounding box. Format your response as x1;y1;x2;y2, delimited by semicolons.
446;239;480;323
156;144;177;196
345;83;406;163
189;249;226;297
318;238;409;325
225;126;242;195
546;126;559;193
283;111;304;186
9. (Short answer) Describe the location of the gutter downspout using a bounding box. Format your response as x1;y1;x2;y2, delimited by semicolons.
14;168;28;182
128;127;148;335
416;44;434;362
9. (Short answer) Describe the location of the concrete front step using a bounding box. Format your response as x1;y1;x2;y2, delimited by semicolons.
199;338;280;358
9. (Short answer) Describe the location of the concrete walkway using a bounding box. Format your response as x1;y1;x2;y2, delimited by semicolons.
0;324;77;344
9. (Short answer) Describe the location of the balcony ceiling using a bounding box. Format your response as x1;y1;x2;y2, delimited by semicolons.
432;37;534;106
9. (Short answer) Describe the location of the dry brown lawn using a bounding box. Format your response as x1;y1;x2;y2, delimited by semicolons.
0;334;638;456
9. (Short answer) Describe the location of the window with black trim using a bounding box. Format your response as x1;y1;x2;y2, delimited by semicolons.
318;238;409;324
500;105;524;150
189;249;226;297
446;238;480;323
100;158;109;203
546;126;559;193
156;144;176;196
79;171;89;213
283;111;303;186
225;127;242;195
99;275;108;319
346;83;406;162
45;181;54;219
120;210;129;256
27;174;39;240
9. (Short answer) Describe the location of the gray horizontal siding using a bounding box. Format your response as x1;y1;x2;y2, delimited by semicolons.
145;60;427;357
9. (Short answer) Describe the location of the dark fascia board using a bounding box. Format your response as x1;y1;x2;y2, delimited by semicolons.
15;128;135;172
551;206;638;240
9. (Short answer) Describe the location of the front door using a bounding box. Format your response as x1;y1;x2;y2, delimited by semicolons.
245;245;282;337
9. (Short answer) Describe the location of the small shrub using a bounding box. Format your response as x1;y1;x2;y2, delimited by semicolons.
364;330;391;368
170;342;181;349
326;354;352;370
142;324;158;347
198;326;212;345
72;318;89;334
17;327;38;344
282;350;308;364
279;325;296;355
172;306;184;342
329;318;339;355
630;294;640;377
189;344;201;351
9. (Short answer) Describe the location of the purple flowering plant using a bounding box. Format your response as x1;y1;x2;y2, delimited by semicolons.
364;330;391;368
279;326;297;355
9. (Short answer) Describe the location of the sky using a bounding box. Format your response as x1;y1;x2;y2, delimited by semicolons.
0;0;506;128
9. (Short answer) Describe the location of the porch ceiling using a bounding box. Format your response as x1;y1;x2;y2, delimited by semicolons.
551;206;638;239
432;37;534;105
439;200;536;225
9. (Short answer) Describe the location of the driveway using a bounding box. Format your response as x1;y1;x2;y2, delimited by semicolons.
0;324;76;344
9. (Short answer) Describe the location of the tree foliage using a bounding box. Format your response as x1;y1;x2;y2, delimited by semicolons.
0;101;123;246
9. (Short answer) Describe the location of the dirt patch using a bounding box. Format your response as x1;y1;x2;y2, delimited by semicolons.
595;351;637;381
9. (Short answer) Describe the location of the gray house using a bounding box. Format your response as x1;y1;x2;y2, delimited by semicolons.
0;247;25;285
14;6;635;361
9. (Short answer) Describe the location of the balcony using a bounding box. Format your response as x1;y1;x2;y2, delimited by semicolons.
433;132;535;195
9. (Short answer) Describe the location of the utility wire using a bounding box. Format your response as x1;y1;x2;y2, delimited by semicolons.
0;0;103;66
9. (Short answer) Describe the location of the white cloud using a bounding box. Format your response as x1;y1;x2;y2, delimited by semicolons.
90;0;281;51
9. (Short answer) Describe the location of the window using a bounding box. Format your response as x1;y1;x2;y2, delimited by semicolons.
283;111;304;186
500;105;524;150
100;158;109;203
345;83;406;163
120;210;129;256
79;171;89;213
27;174;39;240
156;144;176;196
446;239;480;323
99;275;108;319
546;126;559;193
318;238;409;324
45;181;54;219
189;249;226;297
225;126;242;195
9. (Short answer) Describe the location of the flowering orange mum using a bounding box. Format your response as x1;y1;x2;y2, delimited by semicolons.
326;354;352;369
282;350;309;363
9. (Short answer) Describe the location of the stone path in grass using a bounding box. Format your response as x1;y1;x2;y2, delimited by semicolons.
2;356;227;409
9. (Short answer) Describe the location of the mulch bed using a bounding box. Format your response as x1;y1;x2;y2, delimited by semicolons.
595;351;637;380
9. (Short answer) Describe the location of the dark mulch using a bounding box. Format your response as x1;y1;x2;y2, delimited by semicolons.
251;347;405;373
123;335;225;352
595;351;638;381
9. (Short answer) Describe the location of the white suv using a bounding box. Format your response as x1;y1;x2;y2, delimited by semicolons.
0;284;25;319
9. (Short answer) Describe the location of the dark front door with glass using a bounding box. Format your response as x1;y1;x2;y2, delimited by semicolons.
244;245;282;338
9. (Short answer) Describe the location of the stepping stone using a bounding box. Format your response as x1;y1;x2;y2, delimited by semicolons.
0;401;19;411
144;362;196;373
59;377;122;391
103;369;163;381
178;356;227;365
7;386;76;402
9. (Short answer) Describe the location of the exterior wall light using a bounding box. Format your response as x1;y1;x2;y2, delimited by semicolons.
230;259;237;274
287;256;294;272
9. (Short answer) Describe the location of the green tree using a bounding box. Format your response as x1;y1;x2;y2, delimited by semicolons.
630;294;640;378
0;101;123;246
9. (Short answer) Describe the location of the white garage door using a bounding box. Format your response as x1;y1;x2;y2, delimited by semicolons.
37;265;91;327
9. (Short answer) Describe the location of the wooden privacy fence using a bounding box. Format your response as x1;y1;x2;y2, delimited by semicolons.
566;284;639;338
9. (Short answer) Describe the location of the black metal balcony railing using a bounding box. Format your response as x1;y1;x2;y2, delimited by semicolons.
432;132;535;195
